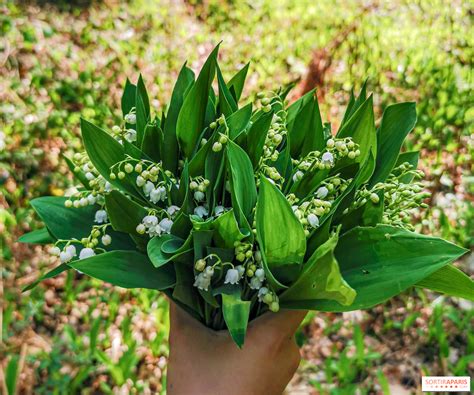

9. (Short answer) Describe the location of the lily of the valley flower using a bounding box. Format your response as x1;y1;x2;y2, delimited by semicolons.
79;247;95;260
194;272;211;291
159;218;173;233
321;152;334;166
307;213;319;228
94;210;108;224
194;206;209;218
315;186;329;199
224;268;240;284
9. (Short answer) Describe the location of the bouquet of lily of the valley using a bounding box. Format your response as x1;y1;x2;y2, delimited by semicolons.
21;46;473;346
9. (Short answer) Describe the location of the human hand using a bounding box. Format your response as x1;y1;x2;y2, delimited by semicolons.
167;303;307;395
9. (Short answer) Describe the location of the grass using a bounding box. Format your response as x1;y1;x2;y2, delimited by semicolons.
1;0;472;393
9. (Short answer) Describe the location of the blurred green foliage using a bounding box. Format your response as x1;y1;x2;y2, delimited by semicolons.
1;0;472;393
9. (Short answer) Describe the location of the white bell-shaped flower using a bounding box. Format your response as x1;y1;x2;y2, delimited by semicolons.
214;205;225;216
255;268;265;281
94;210;108;224
66;245;77;257
60;250;73;263
159;218;173;233
143;215;158;227
224;268;240;285
167;205;180;216
143;181;155;197
321;152;334;166
194;191;205;201
79;248;95;260
315;186;329;199
194;206;209;218
101;234;112;246
307;213;320;228
249;276;263;290
193;273;211;291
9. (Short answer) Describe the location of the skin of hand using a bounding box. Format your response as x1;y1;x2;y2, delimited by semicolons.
167;302;307;395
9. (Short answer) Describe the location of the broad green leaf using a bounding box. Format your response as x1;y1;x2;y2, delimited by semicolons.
339;80;368;131
219;286;251;348
339;89;356;128
280;233;356;307
370;102;417;186
193;230;219;309
69;250;175;290
23;263;70;292
416;264;474;300
81;118;138;197
189;126;219;176
121;78;136;117
137;74;150;119
177;45;219;158
227;62;249;102
340;190;384;233
256;176;306;270
31;196;135;250
104;190;147;236
286;88;315;126
163;63;195;172
147;234;192;268
19;227;55;244
245;111;273;168
141;123;163;162
226;140;257;229
135;92;148;147
288;95;323;157
308;225;467;312
212;209;248;249
336;95;376;186
227;103;252;140
217;64;237;117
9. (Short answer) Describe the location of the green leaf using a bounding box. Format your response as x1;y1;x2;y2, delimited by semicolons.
227;62;249;102
416;264;474;301
121;78;136;117
69;250;175;290
135;92;148;147
219;286;251;348
227;103;252;141
136;74;150;119
141;123;163;162
256;176;306;270
163;63;195;172
147;234;192;268
245;111;273;168
172;263;203;316
280;233;356;307
212;209;248;249
287;95;323;157
370;102;417;186
19;228;55;244
336;95;376;186
309;225;467;312
31;196;135;250
217;64;237;116
81;118;137;197
177;45;219;158
226;140;257;229
105;190;147;235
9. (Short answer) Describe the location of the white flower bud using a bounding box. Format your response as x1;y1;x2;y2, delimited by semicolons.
136;223;146;234
255;268;265;281
205;266;215;277
124;129;137;142
136;176;146;187
292;171;304;182
124;113;136;124
143;181;155;197
101;234;112;246
85;172;95;181
326;139;335;148
193;273;211;291
50;246;61;256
